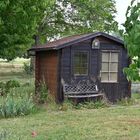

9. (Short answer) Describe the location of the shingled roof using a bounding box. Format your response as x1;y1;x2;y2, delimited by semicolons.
29;32;124;51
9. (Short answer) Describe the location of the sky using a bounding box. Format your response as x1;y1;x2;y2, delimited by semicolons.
115;0;132;28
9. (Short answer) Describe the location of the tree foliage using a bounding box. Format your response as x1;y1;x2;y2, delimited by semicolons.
59;0;118;34
39;0;118;39
0;0;54;60
0;0;117;60
123;0;140;81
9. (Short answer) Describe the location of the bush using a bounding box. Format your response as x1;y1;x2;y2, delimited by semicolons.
36;81;48;104
50;99;110;112
0;82;6;96
0;80;20;96
0;95;36;118
77;100;110;109
9;82;34;97
23;62;33;75
6;80;20;89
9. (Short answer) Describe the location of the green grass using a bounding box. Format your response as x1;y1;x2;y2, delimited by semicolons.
1;58;140;139
0;58;34;84
1;106;140;140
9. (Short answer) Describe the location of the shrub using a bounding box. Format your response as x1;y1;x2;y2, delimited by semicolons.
23;62;33;75
52;99;110;111
0;82;6;96
36;81;48;104
9;82;34;97
0;80;20;96
0;95;36;118
77;100;110;109
6;80;20;89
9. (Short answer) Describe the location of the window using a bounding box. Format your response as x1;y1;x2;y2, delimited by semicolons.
101;51;119;82
73;51;88;75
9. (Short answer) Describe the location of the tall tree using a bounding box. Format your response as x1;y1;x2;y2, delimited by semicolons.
123;0;140;81
60;0;118;35
0;0;117;61
38;0;118;39
0;0;54;60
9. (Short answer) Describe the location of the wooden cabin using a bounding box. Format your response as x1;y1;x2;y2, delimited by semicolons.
29;32;131;103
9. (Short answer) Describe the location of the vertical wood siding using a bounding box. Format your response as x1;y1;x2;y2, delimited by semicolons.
35;51;58;101
61;36;130;102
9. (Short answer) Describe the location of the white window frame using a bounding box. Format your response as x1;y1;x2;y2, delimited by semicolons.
101;50;119;83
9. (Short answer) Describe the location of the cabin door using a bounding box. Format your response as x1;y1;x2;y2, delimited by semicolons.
98;51;119;100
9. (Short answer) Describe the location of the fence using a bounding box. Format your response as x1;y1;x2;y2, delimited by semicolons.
132;83;140;93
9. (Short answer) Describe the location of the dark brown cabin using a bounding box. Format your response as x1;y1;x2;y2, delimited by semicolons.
29;32;131;103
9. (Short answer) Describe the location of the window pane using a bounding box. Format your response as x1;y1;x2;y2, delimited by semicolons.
74;59;80;67
102;62;109;71
102;53;109;62
82;53;88;60
74;53;80;67
110;63;118;72
111;53;118;62
110;72;117;81
80;68;88;75
80;62;87;67
73;52;88;75
74;53;80;60
101;73;109;81
101;51;118;82
74;67;80;75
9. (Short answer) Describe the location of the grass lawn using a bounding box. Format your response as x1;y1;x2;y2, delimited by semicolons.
1;58;140;140
0;58;34;83
1;106;140;140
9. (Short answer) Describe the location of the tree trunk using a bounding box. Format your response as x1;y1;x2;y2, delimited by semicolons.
30;35;40;72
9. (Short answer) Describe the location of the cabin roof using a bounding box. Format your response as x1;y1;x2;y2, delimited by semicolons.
29;32;124;51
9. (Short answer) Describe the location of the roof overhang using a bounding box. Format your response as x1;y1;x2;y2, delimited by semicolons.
28;32;124;52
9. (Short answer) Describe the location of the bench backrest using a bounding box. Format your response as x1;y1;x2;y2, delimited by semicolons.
62;79;98;95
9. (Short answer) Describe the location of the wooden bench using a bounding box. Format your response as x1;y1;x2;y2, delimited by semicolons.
62;79;103;98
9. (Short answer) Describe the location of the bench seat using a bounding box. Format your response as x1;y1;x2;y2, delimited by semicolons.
65;93;103;98
62;81;103;99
